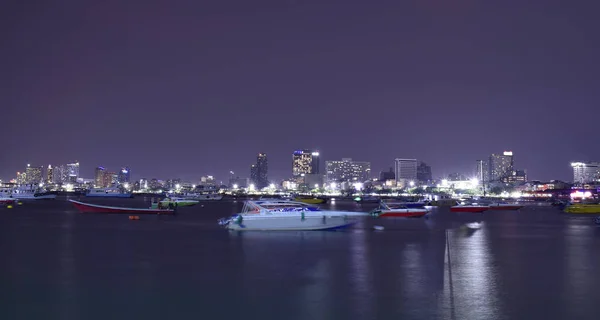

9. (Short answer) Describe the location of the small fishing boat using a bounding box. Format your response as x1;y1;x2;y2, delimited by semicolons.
69;200;174;214
450;205;489;213
371;201;429;218
153;197;198;208
218;199;364;231
486;202;524;211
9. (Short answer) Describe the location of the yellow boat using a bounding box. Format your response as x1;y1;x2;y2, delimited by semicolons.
294;197;327;205
564;203;600;214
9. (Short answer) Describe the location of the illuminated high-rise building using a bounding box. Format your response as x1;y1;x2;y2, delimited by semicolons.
118;167;131;184
571;162;600;184
102;171;117;187
292;150;320;177
250;153;268;189
489;151;514;182
325;158;370;183
52;165;67;183
16;171;26;184
66;162;80;183
25;164;43;184
394;159;417;183
46;165;54;184
95;167;106;187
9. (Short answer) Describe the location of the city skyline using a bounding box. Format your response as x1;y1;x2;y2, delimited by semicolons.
2;0;598;182
1;148;591;184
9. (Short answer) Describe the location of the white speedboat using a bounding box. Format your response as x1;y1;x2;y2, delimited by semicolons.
11;185;56;200
218;199;366;231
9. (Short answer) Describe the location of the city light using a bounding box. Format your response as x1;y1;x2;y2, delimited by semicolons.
233;184;239;189
409;181;415;187
124;183;130;189
65;183;73;192
269;183;275;189
330;182;337;189
353;182;363;190
38;183;43;187
249;184;255;191
441;179;449;187
571;190;592;199
470;178;479;186
175;184;181;189
312;152;319;156
314;184;319;189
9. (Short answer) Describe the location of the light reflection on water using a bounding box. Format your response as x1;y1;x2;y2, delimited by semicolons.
2;199;600;319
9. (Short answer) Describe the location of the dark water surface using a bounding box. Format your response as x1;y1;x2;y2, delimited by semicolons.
2;196;600;320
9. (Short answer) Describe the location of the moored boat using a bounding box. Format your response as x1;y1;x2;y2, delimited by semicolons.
450;205;489;213
371;201;429;218
69;200;174;214
218;199;365;231
86;187;133;198
152;197;198;208
11;185;57;200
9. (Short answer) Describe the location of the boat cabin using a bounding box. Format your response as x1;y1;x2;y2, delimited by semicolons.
242;200;321;214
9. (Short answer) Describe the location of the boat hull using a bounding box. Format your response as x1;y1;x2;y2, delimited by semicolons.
226;215;354;231
69;200;174;214
377;210;428;218
450;206;489;213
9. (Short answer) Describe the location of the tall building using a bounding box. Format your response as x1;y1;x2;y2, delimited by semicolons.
16;172;26;184
571;162;600;184
46;165;53;184
379;168;395;181
476;159;490;183
250;153;268;189
416;162;432;183
292;150;320;177
118;167;131;184
102;171;117;187
25;164;43;184
66;162;80;183
325;158;371;183
394;159;418;183
94;167;106;187
489;151;514;182
52;165;69;184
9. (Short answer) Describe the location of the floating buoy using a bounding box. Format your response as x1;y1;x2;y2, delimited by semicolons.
373;225;384;231
17;202;23;205
129;215;140;220
7;205;13;209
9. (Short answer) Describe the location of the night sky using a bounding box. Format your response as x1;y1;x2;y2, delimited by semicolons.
2;0;598;182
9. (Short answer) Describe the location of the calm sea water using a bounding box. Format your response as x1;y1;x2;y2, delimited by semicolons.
1;196;600;320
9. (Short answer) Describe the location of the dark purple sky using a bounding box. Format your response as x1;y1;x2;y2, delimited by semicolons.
2;0;598;182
